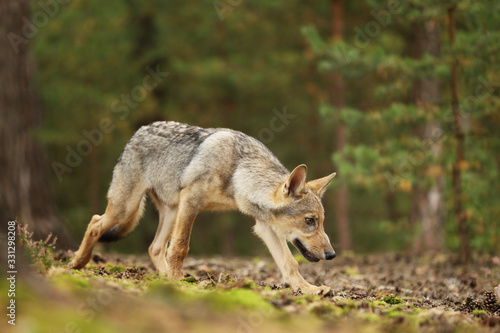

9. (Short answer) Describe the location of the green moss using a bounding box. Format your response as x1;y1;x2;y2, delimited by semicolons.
105;264;126;274
356;312;381;323
50;273;93;291
14;280;120;333
239;278;257;289
148;280;181;295
385;304;404;314
472;309;488;316
295;298;306;305
386;308;405;319
382;294;403;305
334;299;359;314
143;272;165;282
148;279;273;311
381;304;422;328
71;269;87;275
182;276;197;284
218;274;235;284
309;302;343;318
295;292;320;302
346;267;360;276
207;288;273;311
411;307;423;315
148;280;273;313
402;313;421;327
370;300;389;308
28;306;120;333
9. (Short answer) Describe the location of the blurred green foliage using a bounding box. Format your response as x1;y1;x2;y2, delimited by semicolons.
30;0;500;255
303;0;500;253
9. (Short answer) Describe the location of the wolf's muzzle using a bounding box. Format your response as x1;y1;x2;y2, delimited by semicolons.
292;239;320;262
324;251;336;260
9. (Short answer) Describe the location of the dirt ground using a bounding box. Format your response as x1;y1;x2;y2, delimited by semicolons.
92;251;500;308
4;251;500;333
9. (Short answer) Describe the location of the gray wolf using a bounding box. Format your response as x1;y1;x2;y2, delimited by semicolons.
69;121;337;294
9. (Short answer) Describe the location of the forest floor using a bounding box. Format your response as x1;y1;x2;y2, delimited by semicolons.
3;251;500;333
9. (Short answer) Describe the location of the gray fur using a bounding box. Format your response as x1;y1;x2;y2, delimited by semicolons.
101;121;290;240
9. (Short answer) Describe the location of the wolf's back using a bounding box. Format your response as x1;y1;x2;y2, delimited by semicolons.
117;121;215;185
121;121;216;167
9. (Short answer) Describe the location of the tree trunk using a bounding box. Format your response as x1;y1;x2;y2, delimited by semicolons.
448;6;471;263
331;0;352;252
0;0;73;248
411;18;445;252
385;191;400;222
89;145;101;214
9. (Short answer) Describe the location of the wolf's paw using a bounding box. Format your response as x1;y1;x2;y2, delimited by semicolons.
68;259;83;270
68;251;91;270
296;284;333;297
166;269;185;281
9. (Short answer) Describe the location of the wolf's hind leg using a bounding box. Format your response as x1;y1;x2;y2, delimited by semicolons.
69;205;120;269
148;203;177;275
69;190;146;270
165;191;199;280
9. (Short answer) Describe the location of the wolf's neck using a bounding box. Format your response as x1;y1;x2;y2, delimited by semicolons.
233;168;288;221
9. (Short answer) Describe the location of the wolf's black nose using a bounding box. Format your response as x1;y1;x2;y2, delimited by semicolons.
325;251;336;260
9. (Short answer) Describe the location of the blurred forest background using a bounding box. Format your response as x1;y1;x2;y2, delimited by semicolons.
2;0;499;259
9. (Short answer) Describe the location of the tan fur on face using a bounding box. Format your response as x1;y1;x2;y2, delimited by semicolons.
271;189;333;259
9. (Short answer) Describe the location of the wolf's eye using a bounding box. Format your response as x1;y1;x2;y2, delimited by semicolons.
305;217;315;226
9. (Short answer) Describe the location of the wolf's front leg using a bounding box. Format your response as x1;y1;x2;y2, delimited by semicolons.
253;220;332;295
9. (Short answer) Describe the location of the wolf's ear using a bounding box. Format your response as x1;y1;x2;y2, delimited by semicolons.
307;172;336;198
282;164;308;198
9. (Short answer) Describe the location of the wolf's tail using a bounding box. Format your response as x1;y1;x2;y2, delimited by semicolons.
97;155;148;243
99;225;127;242
98;194;146;242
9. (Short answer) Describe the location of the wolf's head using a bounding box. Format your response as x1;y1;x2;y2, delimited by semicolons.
271;164;336;262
